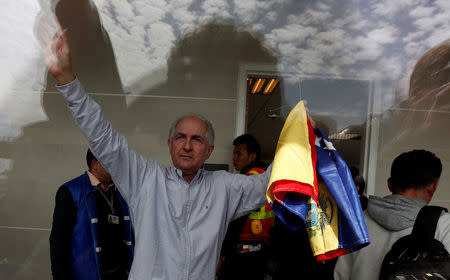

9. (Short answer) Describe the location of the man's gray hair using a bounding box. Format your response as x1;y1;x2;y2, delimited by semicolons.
168;114;215;147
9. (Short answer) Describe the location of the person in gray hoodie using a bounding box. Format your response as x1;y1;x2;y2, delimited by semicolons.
334;149;450;280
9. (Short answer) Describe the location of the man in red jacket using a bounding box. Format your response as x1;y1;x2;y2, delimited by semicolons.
218;134;275;280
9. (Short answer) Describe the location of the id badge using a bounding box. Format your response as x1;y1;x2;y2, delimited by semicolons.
108;214;120;224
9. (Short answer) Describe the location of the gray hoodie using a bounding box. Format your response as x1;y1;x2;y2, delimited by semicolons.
367;194;427;231
335;194;450;280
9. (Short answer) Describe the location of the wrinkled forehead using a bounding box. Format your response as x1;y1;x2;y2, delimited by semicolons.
175;116;208;137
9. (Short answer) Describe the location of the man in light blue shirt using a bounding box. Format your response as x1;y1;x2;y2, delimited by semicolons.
45;28;272;280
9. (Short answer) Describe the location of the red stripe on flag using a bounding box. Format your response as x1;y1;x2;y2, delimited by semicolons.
307;117;319;203
316;248;349;262
272;180;315;202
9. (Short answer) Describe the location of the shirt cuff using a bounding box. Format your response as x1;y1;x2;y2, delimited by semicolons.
55;77;86;105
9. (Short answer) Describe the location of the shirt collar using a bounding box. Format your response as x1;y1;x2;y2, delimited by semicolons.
87;170;114;191
172;166;204;183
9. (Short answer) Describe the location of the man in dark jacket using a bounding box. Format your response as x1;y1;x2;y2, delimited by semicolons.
50;149;133;280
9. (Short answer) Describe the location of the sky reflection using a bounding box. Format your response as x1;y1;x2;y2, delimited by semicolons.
0;0;449;137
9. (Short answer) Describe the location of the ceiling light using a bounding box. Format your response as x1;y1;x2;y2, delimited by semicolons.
247;78;253;88
263;79;279;94
251;78;266;94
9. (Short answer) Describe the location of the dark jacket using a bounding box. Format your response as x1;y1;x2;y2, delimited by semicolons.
51;173;133;280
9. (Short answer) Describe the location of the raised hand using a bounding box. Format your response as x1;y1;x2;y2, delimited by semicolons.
36;13;75;85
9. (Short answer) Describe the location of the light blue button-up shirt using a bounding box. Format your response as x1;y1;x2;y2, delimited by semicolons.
57;79;272;280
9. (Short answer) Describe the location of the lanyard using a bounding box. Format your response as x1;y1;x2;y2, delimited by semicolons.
98;186;115;215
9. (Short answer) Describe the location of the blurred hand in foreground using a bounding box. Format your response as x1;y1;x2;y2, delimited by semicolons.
36;13;75;85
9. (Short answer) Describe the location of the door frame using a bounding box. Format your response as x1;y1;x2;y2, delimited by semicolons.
235;63;379;195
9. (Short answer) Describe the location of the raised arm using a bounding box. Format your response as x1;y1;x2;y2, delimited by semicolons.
40;16;151;205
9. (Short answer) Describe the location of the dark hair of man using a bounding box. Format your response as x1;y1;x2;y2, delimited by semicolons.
86;149;96;170
390;149;442;191
233;134;261;162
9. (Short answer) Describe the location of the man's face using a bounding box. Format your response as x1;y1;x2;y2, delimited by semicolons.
92;160;112;185
168;116;214;176
233;143;256;171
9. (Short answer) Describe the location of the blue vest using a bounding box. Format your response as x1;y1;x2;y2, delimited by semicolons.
65;172;134;280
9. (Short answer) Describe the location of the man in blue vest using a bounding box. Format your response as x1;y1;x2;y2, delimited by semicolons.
50;149;134;280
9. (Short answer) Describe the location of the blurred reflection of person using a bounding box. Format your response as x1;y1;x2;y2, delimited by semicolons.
41;21;273;280
218;134;274;280
50;149;133;280
334;39;450;280
0;2;127;278
404;40;450;130
384;39;450;148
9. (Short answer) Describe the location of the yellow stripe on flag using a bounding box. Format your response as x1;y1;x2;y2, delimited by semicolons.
306;180;340;256
266;101;316;203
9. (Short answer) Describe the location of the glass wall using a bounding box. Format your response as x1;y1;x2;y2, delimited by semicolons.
1;0;449;278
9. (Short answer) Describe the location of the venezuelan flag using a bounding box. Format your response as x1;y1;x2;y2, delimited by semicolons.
266;101;370;261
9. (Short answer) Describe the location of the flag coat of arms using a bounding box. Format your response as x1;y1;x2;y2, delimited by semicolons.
266;100;370;261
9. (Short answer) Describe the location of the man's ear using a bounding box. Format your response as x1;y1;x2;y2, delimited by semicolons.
90;159;99;172
206;145;214;159
427;180;439;198
387;178;393;193
249;152;257;163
